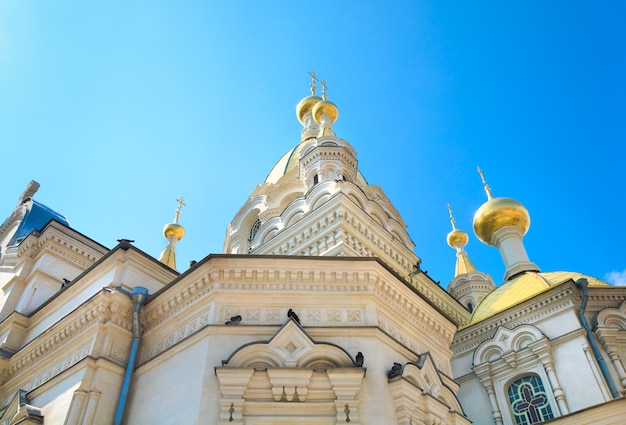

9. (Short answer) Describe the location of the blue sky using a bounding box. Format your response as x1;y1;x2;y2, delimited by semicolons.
1;1;625;287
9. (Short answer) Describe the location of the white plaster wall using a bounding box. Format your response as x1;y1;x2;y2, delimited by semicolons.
450;350;474;378
126;337;211;425
534;308;581;340
126;325;449;425
455;378;493;425
552;333;609;411
31;369;85;425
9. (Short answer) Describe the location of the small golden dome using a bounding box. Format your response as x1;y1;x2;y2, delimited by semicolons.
296;95;322;124
447;229;469;248
163;222;184;241
312;99;339;124
473;197;530;245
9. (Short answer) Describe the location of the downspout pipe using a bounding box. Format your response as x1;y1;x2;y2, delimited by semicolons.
114;286;149;425
575;278;620;398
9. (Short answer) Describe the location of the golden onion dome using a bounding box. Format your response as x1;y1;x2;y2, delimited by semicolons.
473;197;530;245
296;95;323;125
447;228;469;248
163;222;184;241
312;99;339;124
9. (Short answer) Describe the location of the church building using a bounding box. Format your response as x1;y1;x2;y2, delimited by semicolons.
0;78;624;424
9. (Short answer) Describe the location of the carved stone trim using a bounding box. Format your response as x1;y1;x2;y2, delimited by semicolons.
452;287;575;354
140;310;211;363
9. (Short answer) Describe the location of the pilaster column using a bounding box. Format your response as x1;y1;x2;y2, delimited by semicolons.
596;330;626;392
474;366;503;425
81;390;101;425
608;350;626;392
542;361;568;414
65;389;88;425
532;341;569;414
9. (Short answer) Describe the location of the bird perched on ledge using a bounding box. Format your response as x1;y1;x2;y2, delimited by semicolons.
225;315;242;325
287;309;300;324
387;362;403;378
355;352;364;367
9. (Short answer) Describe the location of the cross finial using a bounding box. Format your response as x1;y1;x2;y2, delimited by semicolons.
477;167;494;200
174;197;186;223
320;80;328;100
308;71;318;95
447;204;457;230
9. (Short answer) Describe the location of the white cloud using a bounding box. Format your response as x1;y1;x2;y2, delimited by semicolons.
605;269;626;286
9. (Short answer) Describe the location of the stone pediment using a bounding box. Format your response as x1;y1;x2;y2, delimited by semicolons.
221;319;357;369
216;320;365;424
388;353;469;425
474;324;547;366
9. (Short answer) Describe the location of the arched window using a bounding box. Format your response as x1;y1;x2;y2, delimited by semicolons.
248;219;261;242
507;375;554;425
247;219;262;253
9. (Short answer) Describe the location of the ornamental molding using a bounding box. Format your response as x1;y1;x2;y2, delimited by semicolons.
0;344;92;410
585;292;626;314
409;275;468;328
140;309;212;364
473;324;547;367
596;301;626;329
1;291;131;386
388;355;470;425
451;286;575;354
373;275;455;344
220;306;365;326
14;224;105;270
142;274;212;331
0;206;26;244
300;145;357;171
377;316;450;376
215;320;365;425
264;209;344;256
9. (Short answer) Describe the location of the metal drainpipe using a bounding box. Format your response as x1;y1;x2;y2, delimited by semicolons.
113;286;149;425
575;278;620;398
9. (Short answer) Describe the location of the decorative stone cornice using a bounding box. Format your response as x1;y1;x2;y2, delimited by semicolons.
143;274;212;332
13;223;106;271
451;286;576;354
0;205;26;245
1;291;131;387
138;257;458;374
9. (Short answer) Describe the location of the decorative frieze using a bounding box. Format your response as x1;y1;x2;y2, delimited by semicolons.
1;292;131;389
140;310;212;363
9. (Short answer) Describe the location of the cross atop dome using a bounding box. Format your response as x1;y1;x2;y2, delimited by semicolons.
159;197;186;270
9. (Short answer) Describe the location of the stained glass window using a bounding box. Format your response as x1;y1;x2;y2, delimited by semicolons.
508;375;554;425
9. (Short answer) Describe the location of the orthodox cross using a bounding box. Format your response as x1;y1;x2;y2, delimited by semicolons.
447;204;457;230
308;71;318;95
320;80;328;100
174;197;186;223
477;167;494;199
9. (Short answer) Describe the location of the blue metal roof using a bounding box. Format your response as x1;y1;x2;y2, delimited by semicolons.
8;199;69;246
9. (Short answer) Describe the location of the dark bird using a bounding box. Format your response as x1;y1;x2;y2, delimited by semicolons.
287;309;300;324
387;362;403;379
409;262;421;277
189;260;197;268
355;352;364;367
225;315;242;325
61;278;71;288
116;239;135;250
